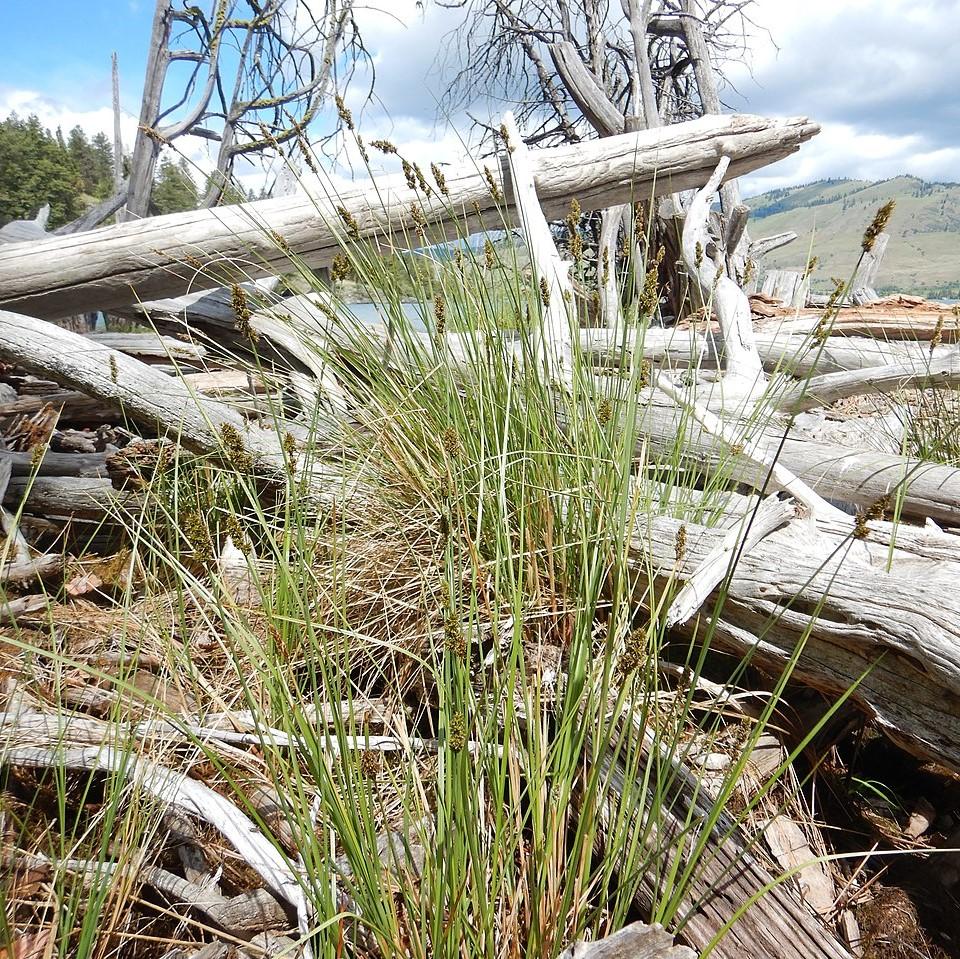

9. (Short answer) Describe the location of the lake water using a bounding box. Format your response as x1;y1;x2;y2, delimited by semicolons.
343;300;428;331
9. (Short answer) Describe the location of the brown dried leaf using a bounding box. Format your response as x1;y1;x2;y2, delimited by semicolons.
1;928;53;959
65;571;103;597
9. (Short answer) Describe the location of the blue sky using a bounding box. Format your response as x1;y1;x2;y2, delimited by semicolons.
2;0;958;197
3;2;152;111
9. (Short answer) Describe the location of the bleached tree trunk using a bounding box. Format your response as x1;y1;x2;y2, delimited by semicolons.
680;157;764;390
0;114;820;321
501;113;574;376
680;0;750;267
622;0;660;129
112;52;124;197
119;0;172;222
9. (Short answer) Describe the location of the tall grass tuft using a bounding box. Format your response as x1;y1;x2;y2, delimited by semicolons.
0;159;870;959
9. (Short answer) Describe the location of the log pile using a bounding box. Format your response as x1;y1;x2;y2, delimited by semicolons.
1;112;958;958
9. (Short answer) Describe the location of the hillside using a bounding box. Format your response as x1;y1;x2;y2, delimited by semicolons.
746;175;960;298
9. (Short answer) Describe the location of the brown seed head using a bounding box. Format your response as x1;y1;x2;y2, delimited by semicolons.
334;93;354;131
431;162;449;196
862;200;896;252
539;276;551;307
675;524;687;563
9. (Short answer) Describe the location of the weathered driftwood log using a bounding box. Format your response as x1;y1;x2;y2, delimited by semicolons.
0;310;305;481
761;269;809;309
0;389;122;425
581;327;960;377
630;393;960;525
0;114;819;320
557;922;695;959
755;332;960;376
53;186;129;235
749;231;798;261
849;232;888;304
83;332;207;363
548;41;625;137
680;156;763;387
632;504;960;769
0;552;64;585
759;305;959;342
0;594;48;625
774;353;960;414
595;724;853;959
502;113;574;374
5;477;135;522
0;449;109;478
0;716;314;952
12;850;290;941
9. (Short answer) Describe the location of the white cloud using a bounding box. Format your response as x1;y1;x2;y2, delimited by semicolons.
0;86;138;148
5;0;956;202
729;0;960;189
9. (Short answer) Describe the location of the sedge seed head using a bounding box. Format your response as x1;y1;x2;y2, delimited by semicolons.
331;253;351;282
931;314;945;353
675;524;687;563
442;426;461;458
402;158;417;192
434;291;446;335
597;397;612;426
862;200;896;253
853;510;870;540
334;93;354;131
431;162;449;196
358;750;381;778
617;627;647;679
336;205;360;239
410;202;428;240
282;431;298;474
219;422;253;472
483;166;504;204
413;162;432;197
231;284;259;342
539;276;551;307
448;712;467;752
638;264;659;315
444;615;467;657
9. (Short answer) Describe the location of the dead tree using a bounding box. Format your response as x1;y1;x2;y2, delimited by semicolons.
434;0;772;316
119;0;368;221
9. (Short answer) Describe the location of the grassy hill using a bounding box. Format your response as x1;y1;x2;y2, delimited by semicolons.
745;175;960;298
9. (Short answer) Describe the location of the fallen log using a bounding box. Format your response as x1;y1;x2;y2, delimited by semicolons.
0;311;289;470
632;504;960;769
580;327;960;378
0;718;314;954
5;477;135;522
759;305;960;343
0;552;64;585
774;353;960;414
0;389;121;426
0;449;110;478
0;114;819;320
596;724;853;959
83;332;207;363
0;594;48;624
557;922;695;958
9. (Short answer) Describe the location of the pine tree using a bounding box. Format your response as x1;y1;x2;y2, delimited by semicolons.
66;125;98;195
150;156;198;215
0;114;83;228
90;133;115;198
